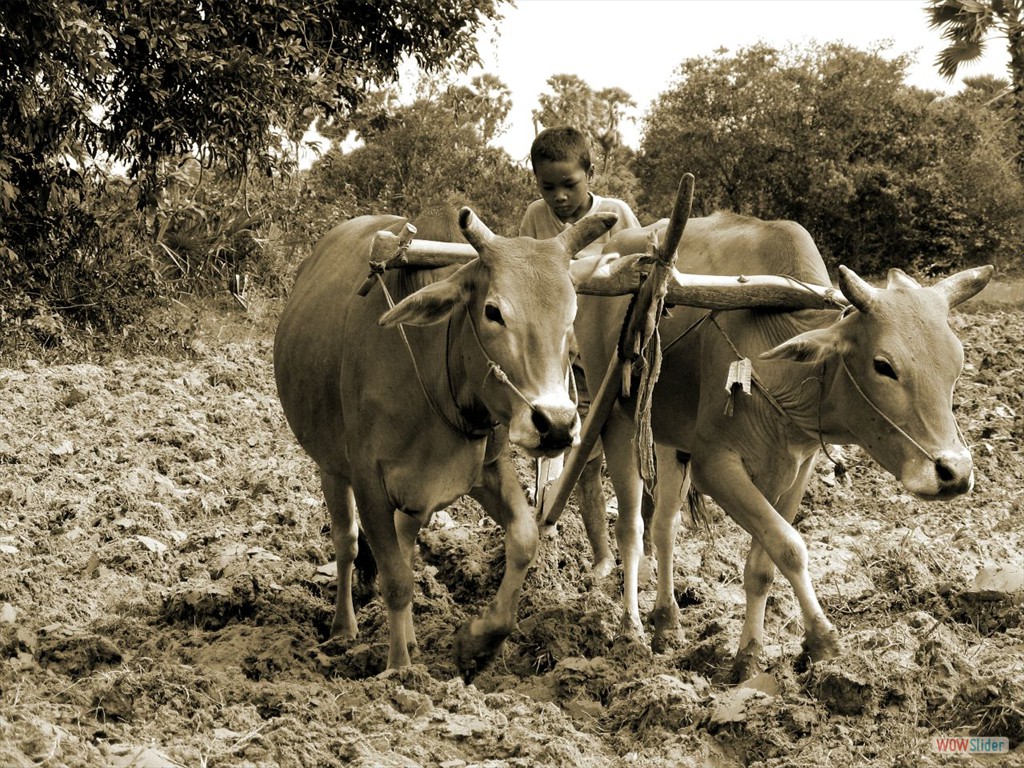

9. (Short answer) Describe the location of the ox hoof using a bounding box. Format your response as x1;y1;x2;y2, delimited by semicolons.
589;556;615;582
618;613;646;641
802;618;842;663
453;622;508;682
730;639;766;683
649;604;682;654
540;522;558;541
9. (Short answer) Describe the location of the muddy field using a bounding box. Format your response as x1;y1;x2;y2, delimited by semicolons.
0;290;1022;768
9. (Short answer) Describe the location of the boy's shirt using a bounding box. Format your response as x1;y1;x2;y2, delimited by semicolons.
519;193;640;258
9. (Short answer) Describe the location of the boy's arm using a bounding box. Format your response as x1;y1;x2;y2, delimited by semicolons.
617;200;641;231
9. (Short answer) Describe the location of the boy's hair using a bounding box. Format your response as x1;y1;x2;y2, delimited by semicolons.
530;126;592;173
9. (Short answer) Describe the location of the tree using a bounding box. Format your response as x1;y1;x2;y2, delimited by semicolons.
441;74;513;146
637;42;1024;274
0;0;503;329
926;0;1024;173
310;90;533;236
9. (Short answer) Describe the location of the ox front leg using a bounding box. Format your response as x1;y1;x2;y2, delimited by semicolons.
355;488;417;671
733;455;840;679
322;471;359;640
694;453;839;680
460;453;539;681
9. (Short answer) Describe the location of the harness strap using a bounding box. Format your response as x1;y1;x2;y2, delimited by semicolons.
708;313;944;469
709;314;794;424
376;274;490;441
836;353;938;462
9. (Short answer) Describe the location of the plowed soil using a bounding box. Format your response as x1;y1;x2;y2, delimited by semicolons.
1;291;1021;768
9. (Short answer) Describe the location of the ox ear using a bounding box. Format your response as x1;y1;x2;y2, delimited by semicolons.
886;268;921;290
555;212;619;259
378;272;470;327
760;326;847;364
931;264;994;310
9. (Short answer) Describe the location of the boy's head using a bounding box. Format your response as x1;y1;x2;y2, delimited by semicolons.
530;126;594;224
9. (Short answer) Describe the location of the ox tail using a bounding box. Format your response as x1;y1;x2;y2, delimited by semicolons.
675;450;713;536
353;528;378;601
687;486;713;536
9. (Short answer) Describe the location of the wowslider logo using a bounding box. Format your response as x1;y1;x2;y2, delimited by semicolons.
932;736;1010;754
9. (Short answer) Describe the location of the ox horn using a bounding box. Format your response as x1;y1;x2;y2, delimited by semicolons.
838;265;880;313
555;212;619;258
459;207;495;252
886;268;921;290
932;264;994;310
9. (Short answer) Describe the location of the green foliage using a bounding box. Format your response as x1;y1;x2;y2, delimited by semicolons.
0;0;502;337
310;88;534;236
637;42;1024;274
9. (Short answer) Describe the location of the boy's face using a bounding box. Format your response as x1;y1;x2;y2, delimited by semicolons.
533;159;593;224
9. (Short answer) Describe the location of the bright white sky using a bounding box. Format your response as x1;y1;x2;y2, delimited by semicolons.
462;0;1010;163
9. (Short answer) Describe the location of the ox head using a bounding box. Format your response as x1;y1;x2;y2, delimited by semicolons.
378;207;617;457
761;264;993;500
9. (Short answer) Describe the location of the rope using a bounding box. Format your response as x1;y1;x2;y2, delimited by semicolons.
635;316;662;489
706;311;943;471
464;310;539;412
376;273;489;441
836;353;937;462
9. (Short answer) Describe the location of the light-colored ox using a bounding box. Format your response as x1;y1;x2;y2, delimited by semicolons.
573;210;992;679
274;207;617;676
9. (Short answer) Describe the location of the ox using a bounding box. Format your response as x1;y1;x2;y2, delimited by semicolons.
274;207;617;676
573;211;992;679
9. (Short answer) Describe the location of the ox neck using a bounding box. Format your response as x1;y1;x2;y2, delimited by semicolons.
763;356;855;445
443;312;496;438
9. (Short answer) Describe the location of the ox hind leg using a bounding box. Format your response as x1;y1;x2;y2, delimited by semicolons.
601;407;646;637
648;444;692;653
693;452;839;681
459;452;540;681
577;449;616;581
322;471;359;640
731;455;840;680
350;484;418;671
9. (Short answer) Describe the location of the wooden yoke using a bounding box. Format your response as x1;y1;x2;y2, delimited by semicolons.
357;224;477;297
354;190;851;528
540;174;694;528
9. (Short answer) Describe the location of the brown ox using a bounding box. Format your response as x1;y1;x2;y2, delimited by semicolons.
274;207;617;676
574;211;992;679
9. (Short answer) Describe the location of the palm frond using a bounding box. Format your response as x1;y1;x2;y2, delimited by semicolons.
935;39;988;79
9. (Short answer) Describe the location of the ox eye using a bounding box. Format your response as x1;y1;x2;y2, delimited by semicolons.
873;357;898;380
484;304;505;326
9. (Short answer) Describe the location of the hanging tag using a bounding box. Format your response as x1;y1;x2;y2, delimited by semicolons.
723;358;753;416
725;358;752;394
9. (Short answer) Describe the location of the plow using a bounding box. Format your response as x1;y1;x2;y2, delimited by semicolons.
359;174;849;526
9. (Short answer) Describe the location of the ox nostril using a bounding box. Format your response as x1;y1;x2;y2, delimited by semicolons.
532;409;551;435
935;458;955;484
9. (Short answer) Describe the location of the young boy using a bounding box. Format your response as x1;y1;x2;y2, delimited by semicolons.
521;126;642;579
519;126;640;249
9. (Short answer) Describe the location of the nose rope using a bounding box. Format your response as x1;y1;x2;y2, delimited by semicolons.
465;309;578;412
709;313;948;467
836;353;939;463
376;273;490;440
